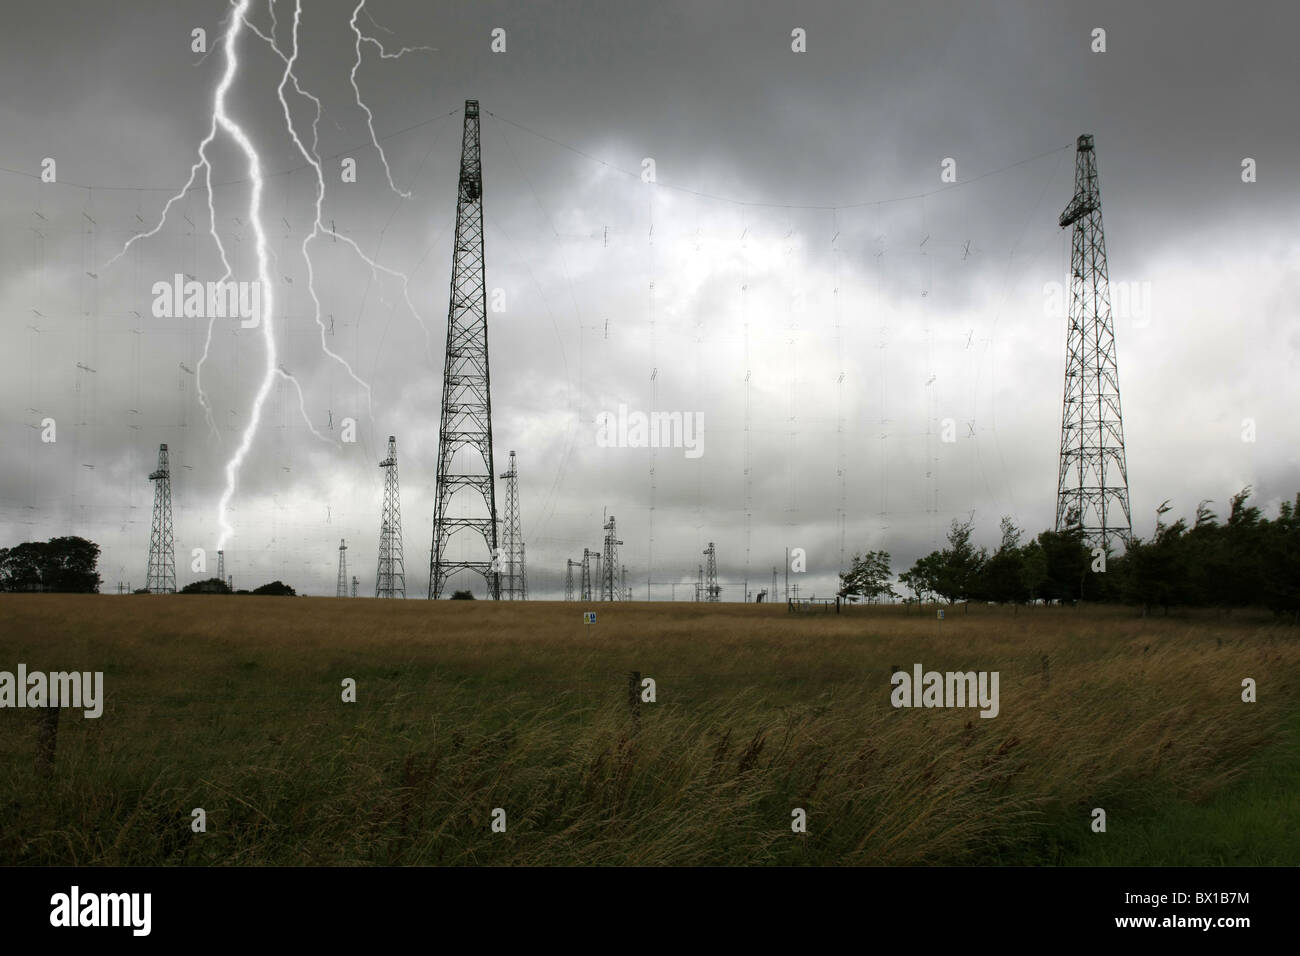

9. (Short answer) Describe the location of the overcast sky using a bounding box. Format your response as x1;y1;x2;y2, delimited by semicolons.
1;0;1297;598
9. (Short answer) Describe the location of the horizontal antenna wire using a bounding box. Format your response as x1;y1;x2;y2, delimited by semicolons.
484;109;1072;211
0;108;462;192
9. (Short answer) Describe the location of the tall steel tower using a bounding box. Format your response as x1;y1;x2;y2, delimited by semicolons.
565;559;579;601
1056;134;1132;550
377;435;406;598
499;450;527;599
601;515;623;602
429;99;499;599
336;539;348;598
350;575;358;598
216;549;225;585
581;549;594;601
145;443;176;593
703;542;720;602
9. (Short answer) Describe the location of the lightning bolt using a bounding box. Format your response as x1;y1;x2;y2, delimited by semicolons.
103;53;233;441
276;366;329;441
245;0;433;358
348;0;435;199
107;0;275;552
209;0;276;553
106;0;434;553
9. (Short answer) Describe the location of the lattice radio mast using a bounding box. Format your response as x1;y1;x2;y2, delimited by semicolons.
336;539;348;598
499;450;527;599
1056;134;1132;550
565;559;579;601
146;442;176;593
429;99;499;599
377;435;406;598
703;541;720;602
581;549;594;601
601;515;623;601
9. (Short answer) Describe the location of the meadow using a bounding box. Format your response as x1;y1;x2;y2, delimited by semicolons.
0;595;1296;865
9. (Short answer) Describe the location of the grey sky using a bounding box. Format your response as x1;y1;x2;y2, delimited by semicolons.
1;0;1297;598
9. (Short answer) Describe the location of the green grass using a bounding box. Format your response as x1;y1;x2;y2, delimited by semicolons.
0;595;1296;865
1056;710;1300;865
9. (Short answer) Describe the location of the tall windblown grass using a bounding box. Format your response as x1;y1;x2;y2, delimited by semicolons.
0;596;1294;864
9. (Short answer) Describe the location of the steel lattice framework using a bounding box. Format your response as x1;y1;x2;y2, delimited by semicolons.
564;559;579;601
1056;133;1132;551
581;549;594;601
601;515;623;601
146;443;176;593
336;539;348;598
429;100;499;599
377;435;406;598
498;450;527;599
703;542;720;602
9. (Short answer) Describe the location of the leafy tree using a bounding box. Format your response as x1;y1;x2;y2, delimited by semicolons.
450;589;475;600
1124;501;1187;615
181;577;232;594
1222;488;1266;608
1261;493;1300;622
0;536;101;593
838;550;896;603
934;517;986;603
1034;509;1091;603
1019;541;1049;603
980;517;1028;604
251;580;296;596
900;552;943;605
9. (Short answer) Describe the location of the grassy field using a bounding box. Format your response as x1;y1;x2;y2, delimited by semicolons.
0;595;1296;865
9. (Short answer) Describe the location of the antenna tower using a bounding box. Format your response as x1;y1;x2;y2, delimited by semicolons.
377;435;406;598
1056;134;1132;550
581;549;593;601
703;542;720;602
565;559;578;602
336;539;348;598
601;515;623;601
429;99;499;599
499;450;527;599
146;443;176;593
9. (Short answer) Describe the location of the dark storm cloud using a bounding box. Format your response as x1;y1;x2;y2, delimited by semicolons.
1;0;1297;597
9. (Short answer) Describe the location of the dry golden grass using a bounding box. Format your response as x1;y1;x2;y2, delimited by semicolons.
0;595;1295;865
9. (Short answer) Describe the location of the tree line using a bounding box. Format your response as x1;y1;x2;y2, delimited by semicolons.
0;536;297;596
838;487;1300;619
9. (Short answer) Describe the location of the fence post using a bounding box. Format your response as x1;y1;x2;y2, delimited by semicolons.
36;705;59;776
627;671;641;732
